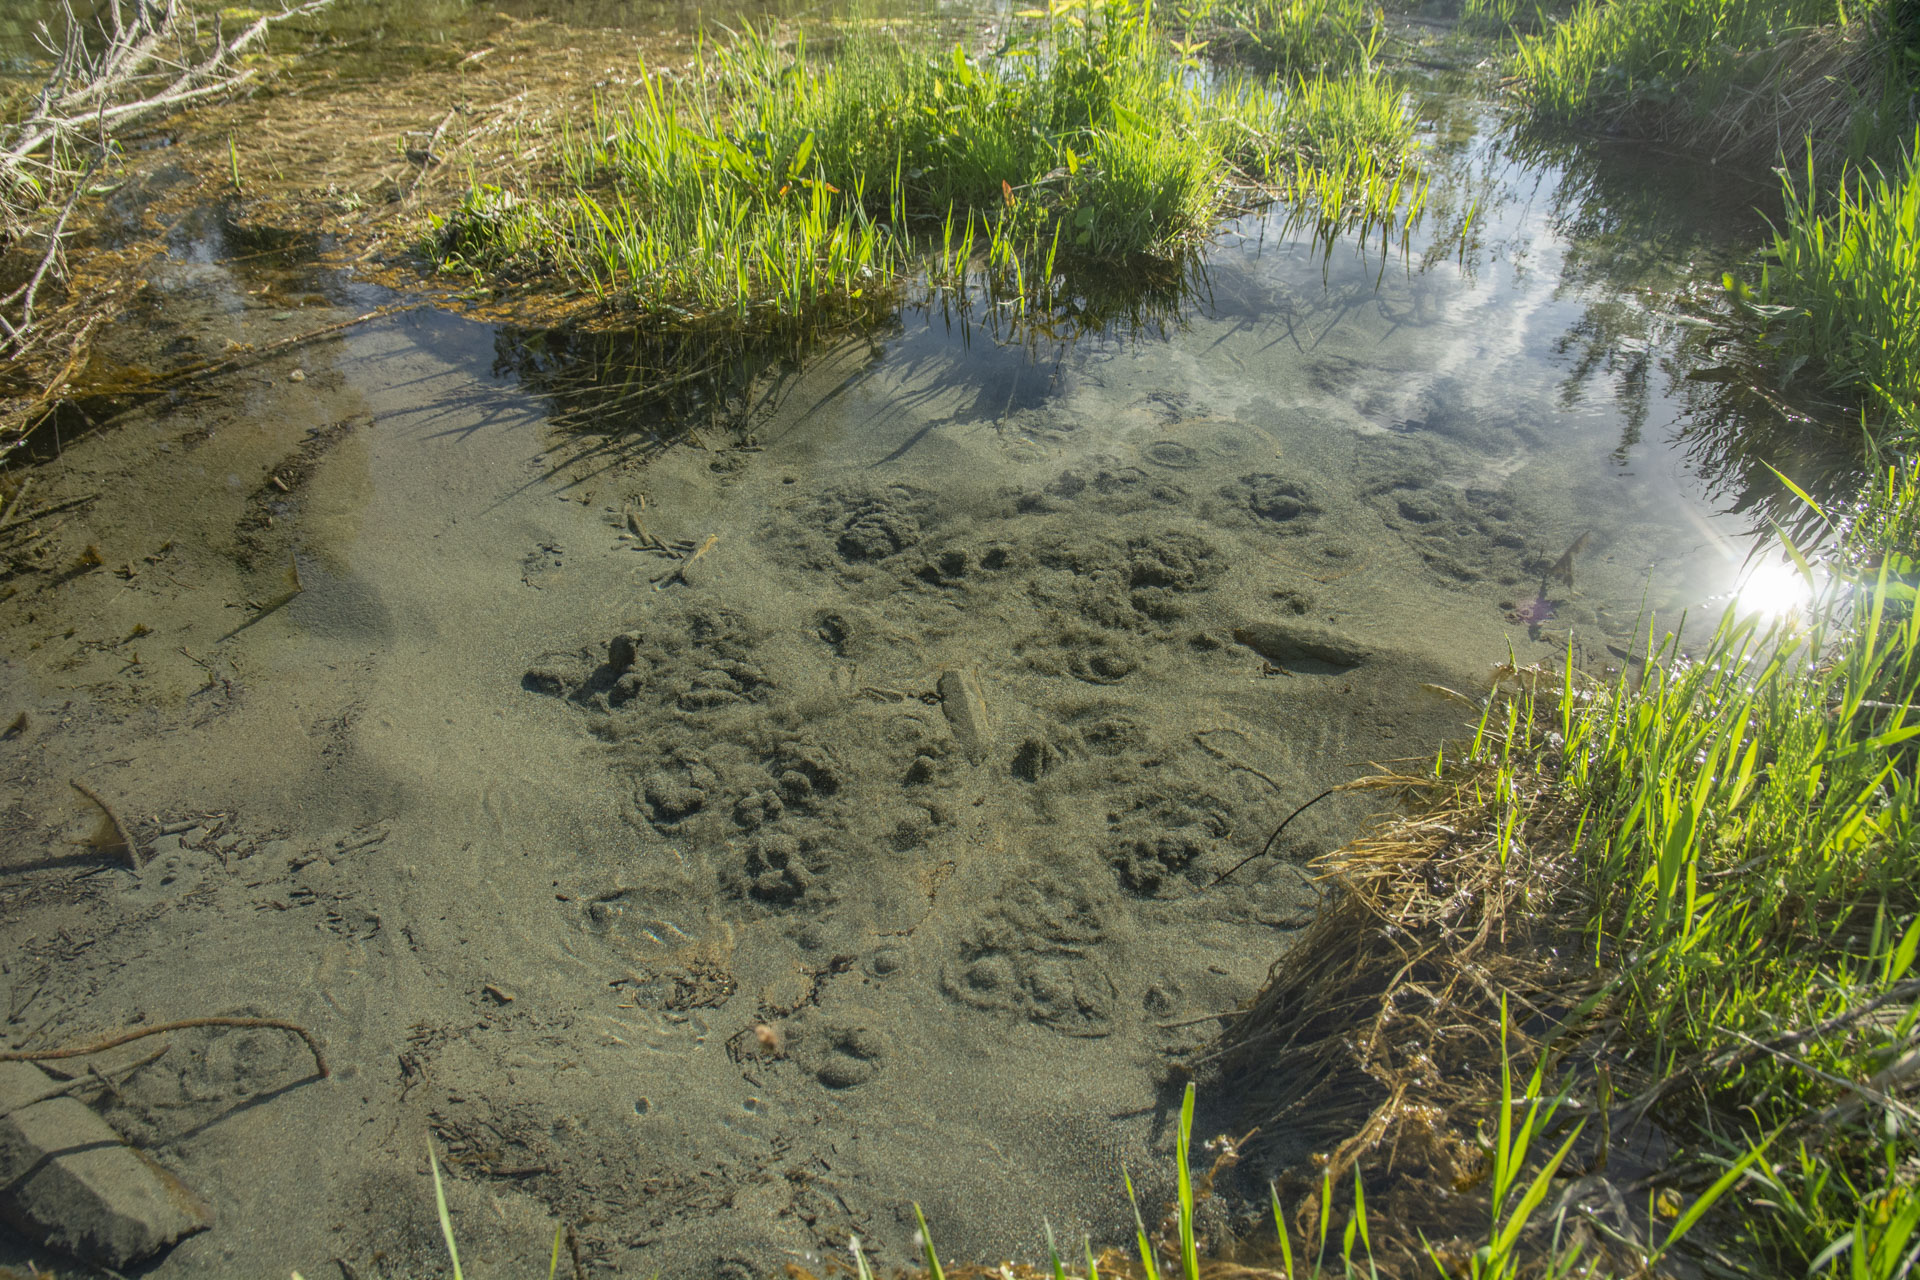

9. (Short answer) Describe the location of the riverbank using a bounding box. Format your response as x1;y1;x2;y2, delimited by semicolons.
1181;1;1920;1273
0;0;1913;1277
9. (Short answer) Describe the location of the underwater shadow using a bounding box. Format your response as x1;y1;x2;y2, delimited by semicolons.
489;248;1216;459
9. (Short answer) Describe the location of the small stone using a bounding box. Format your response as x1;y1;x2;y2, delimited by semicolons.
937;669;992;764
287;369;306;383
0;1063;211;1267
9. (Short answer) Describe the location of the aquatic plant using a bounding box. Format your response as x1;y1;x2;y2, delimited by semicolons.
424;2;1424;333
1177;0;1388;75
1738;130;1920;418
1510;0;1915;166
1458;0;1555;39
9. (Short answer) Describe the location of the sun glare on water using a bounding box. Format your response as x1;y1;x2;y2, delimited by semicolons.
1729;557;1816;620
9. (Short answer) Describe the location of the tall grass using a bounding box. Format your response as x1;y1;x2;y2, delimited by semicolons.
1458;0;1556;39
1514;0;1840;118
1511;0;1914;164
1534;461;1920;1272
426;3;1423;332
1737;130;1920;416
1179;0;1387;75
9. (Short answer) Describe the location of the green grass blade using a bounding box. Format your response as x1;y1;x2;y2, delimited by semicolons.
1271;1182;1296;1278
1124;1167;1164;1280
1177;1081;1199;1280
427;1141;463;1280
913;1204;947;1280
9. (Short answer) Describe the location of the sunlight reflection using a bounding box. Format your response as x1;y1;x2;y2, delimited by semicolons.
1728;557;1816;621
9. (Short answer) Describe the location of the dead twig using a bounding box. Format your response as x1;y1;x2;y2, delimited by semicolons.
1712;979;1920;1070
404;107;460;200
1719;1025;1920;1127
1;0;340;432
0;490;98;533
0;1015;329;1080
69;777;141;869
0;1042;170;1120
0;148;105;350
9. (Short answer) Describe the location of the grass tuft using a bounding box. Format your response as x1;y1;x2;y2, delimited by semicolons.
424;3;1424;336
1180;0;1387;75
1222;455;1920;1276
1510;0;1915;165
1731;129;1920;417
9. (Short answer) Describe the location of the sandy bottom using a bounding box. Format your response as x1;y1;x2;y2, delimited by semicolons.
0;195;1754;1277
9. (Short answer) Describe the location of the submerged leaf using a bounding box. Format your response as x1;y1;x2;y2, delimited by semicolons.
1547;531;1590;587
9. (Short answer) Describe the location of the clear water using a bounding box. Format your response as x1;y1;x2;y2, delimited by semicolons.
0;13;1854;1278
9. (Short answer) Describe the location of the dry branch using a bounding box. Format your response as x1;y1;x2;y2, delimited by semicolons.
0;1043;170;1120
0;0;337;452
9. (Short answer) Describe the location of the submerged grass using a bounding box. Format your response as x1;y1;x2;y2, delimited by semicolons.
425;2;1423;335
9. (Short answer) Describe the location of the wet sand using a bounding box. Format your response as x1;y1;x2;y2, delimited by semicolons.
0;146;1769;1276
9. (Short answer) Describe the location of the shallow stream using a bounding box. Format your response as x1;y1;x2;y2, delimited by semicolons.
0;11;1849;1276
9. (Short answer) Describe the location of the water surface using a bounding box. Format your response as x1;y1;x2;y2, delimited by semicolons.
0;24;1852;1278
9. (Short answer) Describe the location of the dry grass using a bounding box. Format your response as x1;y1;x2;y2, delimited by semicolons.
1210;447;1920;1274
153;11;692;319
1680;18;1904;166
1511;0;1915;168
1207;687;1606;1275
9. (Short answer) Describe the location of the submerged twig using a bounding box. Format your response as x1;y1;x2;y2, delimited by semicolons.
0;1042;170;1120
136;303;419;389
0;1015;329;1080
1208;784;1348;887
0;490;98;533
68;777;141;869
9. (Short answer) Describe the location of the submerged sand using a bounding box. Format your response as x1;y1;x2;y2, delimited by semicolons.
0;167;1760;1276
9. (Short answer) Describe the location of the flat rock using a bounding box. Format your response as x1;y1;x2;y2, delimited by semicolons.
0;1061;211;1267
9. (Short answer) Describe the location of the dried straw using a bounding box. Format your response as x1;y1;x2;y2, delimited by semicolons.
1205;678;1601;1273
